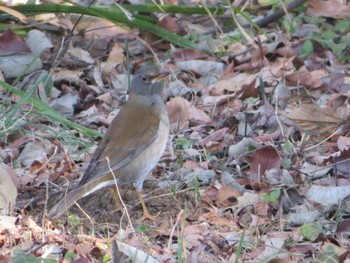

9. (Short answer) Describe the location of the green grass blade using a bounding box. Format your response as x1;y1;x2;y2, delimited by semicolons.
0;80;102;137
8;4;198;48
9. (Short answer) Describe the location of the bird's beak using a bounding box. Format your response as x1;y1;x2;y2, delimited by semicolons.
153;70;171;81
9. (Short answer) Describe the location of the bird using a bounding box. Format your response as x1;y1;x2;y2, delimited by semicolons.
48;65;170;220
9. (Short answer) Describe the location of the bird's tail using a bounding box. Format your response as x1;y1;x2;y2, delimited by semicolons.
48;187;86;219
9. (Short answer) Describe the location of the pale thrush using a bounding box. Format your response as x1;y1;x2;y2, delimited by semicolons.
49;65;170;220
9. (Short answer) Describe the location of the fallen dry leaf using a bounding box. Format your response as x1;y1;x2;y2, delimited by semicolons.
282;104;342;140
308;0;350;19
286;69;329;88
0;163;17;212
166;96;190;129
250;145;282;189
0;29;30;55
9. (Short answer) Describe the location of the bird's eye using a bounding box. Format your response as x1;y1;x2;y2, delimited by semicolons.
141;75;148;81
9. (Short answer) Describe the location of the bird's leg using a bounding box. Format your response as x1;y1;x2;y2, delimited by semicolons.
137;191;158;221
111;186;123;212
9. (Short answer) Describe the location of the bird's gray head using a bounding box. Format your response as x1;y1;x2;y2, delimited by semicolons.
130;66;170;96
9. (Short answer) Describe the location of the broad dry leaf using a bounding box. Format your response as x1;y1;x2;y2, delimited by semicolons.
306;185;350;206
308;0;350;19
84;19;129;39
282;104;341;139
197;212;235;227
172;48;208;62
0;29;30;55
0;163;17;212
176;60;225;76
18;139;54;168
254;232;290;263
209;72;257;95
216;185;240;208
26;30;53;56
250;146;282;180
201;127;228;147
103;42;125;77
166;96;190;129
337;136;350;150
167;97;210;129
286;69;329;88
0;215;17;230
188;105;211;125
116;241;158;263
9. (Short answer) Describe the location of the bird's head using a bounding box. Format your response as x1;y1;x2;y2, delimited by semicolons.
130;65;170;96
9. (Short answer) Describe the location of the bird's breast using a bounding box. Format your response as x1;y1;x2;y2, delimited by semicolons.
123;115;169;191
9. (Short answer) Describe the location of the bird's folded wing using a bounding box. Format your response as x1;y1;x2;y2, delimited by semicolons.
78;105;162;186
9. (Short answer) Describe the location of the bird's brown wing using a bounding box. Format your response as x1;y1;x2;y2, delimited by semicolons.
78;100;162;186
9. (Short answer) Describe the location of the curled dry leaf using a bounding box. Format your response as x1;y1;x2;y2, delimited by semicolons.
84;19;130;39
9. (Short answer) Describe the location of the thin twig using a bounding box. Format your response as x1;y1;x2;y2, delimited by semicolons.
167;209;184;250
106;156;135;234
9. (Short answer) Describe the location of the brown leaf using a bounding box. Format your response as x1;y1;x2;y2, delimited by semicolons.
200;185;218;206
166;97;210;129
286;69;329;88
158;15;183;34
283;104;342;139
308;0;350;19
324;148;350;174
0;29;31;55
337;136;350;151
103;42;125;77
197;212;234;226
172;48;208;62
336;219;350;236
216;185;240;208
250;146;282;189
188;105;211;125
0;164;17;212
166;97;190;129
201;128;228;147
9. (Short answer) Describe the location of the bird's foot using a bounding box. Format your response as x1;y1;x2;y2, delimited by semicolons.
138;210;160;222
113;205;124;213
137;191;160;221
